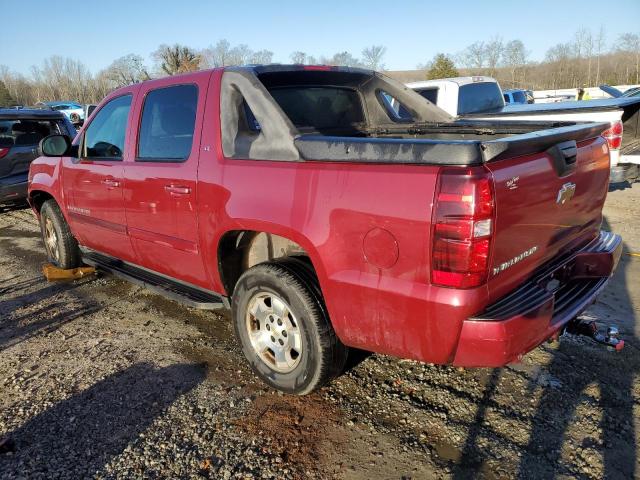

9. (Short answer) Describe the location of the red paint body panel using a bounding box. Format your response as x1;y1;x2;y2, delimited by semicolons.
28;68;620;368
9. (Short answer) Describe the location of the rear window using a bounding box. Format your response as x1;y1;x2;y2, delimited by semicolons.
268;87;364;130
457;82;504;114
417;88;439;104
512;91;527;103
0;119;63;148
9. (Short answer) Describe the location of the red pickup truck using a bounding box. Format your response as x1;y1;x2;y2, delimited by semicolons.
28;65;622;394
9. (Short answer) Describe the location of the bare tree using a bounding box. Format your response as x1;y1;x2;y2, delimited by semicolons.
202;40;232;67
361;45;386;70
502;40;528;87
595;26;606;85
618;33;640;84
290;51;307;64
321;52;361;67
227;44;252;66
249;50;274;65
485;36;504;75
458;41;486;69
152;44;201;76
102;54;150;87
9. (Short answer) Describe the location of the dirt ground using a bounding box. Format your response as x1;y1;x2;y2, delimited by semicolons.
1;184;639;479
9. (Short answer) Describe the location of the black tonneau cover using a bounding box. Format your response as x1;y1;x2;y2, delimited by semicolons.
296;122;609;165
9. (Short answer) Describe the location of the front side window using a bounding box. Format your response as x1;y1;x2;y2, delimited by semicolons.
137;84;198;161
83;95;132;160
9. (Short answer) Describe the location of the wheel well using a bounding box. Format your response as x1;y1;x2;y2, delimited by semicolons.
29;191;54;213
218;230;312;295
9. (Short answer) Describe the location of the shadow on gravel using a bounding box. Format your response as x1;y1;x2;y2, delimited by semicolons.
0;201;30;214
0;279;98;352
518;221;638;479
450;218;638;479
0;362;205;477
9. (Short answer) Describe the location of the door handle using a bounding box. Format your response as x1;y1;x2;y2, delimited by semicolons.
164;184;191;195
101;178;121;188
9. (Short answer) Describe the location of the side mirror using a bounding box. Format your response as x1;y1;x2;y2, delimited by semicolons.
39;134;72;157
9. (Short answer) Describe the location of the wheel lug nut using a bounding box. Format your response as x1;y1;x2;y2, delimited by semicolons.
277;319;282;326
282;331;287;337
270;336;275;342
278;339;284;346
266;324;270;330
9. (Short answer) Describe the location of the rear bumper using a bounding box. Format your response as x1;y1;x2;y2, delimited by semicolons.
610;164;638;184
452;231;622;367
0;175;28;203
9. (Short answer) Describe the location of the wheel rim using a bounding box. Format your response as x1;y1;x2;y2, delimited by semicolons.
44;217;59;262
245;292;303;373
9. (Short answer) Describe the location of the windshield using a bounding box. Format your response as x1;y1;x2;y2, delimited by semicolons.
458;82;504;114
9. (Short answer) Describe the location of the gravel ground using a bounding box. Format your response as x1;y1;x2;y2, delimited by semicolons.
0;184;639;479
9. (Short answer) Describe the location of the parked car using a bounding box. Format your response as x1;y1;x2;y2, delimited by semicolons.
39;101;86;125
29;65;622;394
0;109;75;204
503;89;528;104
408;76;640;184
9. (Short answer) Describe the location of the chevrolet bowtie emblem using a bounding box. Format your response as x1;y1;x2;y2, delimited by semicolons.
557;182;576;205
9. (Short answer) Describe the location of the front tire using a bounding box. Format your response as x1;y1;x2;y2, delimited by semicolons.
40;200;81;269
232;259;347;395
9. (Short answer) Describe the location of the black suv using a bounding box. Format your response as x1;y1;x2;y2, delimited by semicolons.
0;109;76;204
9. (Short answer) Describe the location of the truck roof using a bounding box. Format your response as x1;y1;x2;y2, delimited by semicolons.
407;76;498;88
0;108;67;121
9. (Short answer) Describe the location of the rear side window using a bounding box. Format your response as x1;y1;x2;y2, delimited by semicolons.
268;87;364;131
379;91;413;121
457;82;504;114
0;119;63;148
137;84;198;162
84;95;132;160
417;88;438;104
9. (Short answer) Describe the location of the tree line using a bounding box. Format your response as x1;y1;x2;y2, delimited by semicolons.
0;41;387;106
418;28;640;90
0;28;638;106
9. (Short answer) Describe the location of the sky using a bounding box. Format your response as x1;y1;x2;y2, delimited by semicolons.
3;0;639;75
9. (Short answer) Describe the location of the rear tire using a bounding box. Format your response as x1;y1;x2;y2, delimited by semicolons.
232;259;347;395
40;200;81;269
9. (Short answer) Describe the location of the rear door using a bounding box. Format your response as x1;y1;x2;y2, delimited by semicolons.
62;92;136;262
485;135;611;302
123;74;210;288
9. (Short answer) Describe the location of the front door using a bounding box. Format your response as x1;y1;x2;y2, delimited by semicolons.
123;75;210;288
62;92;136;262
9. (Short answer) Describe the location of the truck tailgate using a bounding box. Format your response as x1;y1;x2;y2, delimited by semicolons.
484;136;610;303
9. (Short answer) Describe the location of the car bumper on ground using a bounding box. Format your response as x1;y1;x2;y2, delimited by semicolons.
452;231;623;367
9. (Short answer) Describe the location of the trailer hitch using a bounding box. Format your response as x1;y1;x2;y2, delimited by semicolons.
564;319;625;351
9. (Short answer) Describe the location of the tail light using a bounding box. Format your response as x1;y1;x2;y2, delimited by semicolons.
0;147;9;159
431;167;495;288
602;120;623;150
